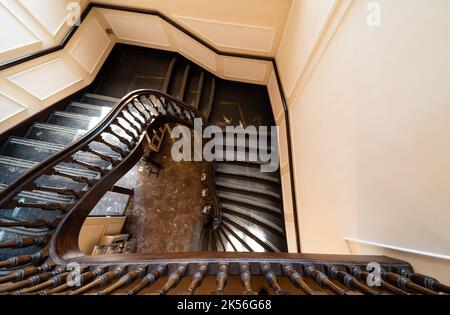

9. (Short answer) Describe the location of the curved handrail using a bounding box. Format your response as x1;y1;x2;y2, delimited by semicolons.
0;89;221;259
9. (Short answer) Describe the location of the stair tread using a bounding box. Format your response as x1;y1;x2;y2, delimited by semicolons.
215;162;280;184
217;190;282;215
47;111;101;130
81;93;120;107
215;175;280;199
66;102;112;118
220;202;283;234
222;213;286;253
26;122;85;145
0;137;62;162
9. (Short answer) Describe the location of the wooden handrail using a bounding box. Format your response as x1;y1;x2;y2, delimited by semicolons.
0;2;301;252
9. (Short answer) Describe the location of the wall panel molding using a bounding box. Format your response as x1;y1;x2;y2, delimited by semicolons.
175;15;276;53
223;57;267;81
70;17;111;73
0;92;27;124
7;57;83;100
104;12;170;48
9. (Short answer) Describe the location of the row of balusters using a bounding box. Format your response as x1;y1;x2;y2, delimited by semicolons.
1;261;449;295
0;94;198;215
0;93;203;258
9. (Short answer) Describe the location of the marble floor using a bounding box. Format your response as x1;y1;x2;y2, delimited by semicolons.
120;132;205;253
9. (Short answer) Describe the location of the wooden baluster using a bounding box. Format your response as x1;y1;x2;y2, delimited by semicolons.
349;266;410;295
98;266;147;295
327;266;380;295
0;266;65;293
154;265;187;295
40;267;105;295
66;156;107;175
13;272;69;295
304;265;347;295
382;271;439;295
14;199;70;212
0;219;50;228
34;184;85;199
107;125;133;147
131;101;151;121
0;249;48;269
53;169;97;187
0;263;51;284
119;111;142;133
0;234;51;249
85;147;119;165
400;270;450;294
212;264;228;295
128;104;147;125
126;107;146;129
128;265;165;295
260;263;289;295
186;263;208;295
240;263;257;295
283;264;322;295
115;118;139;142
69;266;126;295
96;135;127;157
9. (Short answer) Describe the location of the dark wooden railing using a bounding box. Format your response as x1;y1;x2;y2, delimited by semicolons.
0;90;220;261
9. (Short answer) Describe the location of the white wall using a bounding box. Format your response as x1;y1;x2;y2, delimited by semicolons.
94;0;292;57
277;0;450;281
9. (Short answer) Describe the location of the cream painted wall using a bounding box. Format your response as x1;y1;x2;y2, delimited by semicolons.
93;0;292;56
277;0;450;278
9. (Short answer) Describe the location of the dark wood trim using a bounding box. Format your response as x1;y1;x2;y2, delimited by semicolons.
0;2;301;252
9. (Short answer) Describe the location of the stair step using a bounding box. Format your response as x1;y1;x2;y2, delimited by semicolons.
47;111;101;130
220;202;283;235
218;224;250;252
215;162;280;184
217;190;282;215
0;137;62;162
222;213;286;253
26;123;85;145
215;175;280;199
66;102;111;118
81;93;120;107
0;156;35;186
220;221;266;252
0;155;98;191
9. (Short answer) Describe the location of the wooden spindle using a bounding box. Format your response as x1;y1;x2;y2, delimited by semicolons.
14;199;70;212
0;219;49;228
34;184;84;199
240;263;257;295
85;147;118;165
260;263;289;295
0;249;48;269
53;169;97;187
128;265;165;295
40;267;105;295
401;270;450;294
0;234;51;249
115;119;139;141
69;266;126;295
304;265;347;295
350;266;410;295
0;266;65;293
96;136;127;157
186;263;208;295
13;272;69;295
67;156;107;175
0;263;51;284
283;264;321;295
382;271;439;295
98;266;147;295
328;266;380;295
212;264;228;295
154;265;187;295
